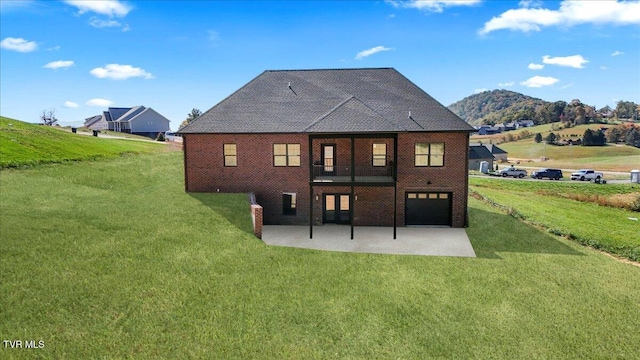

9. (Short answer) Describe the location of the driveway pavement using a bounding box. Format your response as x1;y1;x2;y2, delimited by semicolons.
261;225;476;257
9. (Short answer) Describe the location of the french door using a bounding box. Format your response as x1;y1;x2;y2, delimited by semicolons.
323;194;350;224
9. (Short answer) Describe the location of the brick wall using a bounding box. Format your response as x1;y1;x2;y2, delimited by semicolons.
184;133;310;225
183;131;469;228
396;132;469;227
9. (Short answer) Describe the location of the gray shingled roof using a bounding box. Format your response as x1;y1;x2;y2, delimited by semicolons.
180;68;474;134
469;144;495;160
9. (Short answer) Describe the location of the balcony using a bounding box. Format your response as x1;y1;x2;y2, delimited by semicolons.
312;164;395;183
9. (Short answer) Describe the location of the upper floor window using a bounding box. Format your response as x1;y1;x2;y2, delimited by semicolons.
224;143;237;167
415;143;444;167
372;143;386;167
274;144;301;166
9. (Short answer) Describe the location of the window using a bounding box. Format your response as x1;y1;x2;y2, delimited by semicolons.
224;144;237;167
415;143;444;167
283;193;297;215
274;144;301;166
372;143;386;167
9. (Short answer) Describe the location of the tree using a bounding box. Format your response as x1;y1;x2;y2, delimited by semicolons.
40;109;58;126
179;108;202;129
626;128;640;148
615;101;637;119
582;129;605;146
605;126;623;143
534;133;542;143
545;132;556;144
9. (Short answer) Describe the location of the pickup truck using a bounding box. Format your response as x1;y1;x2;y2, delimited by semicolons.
570;169;604;182
496;166;527;178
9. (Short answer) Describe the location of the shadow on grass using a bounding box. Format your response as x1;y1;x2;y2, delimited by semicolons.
467;207;584;259
188;192;254;236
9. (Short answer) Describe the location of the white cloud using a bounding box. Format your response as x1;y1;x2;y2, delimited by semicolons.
520;76;559;88
90;64;154;80
208;30;220;46
611;50;624;56
0;1;36;12
528;63;544;70
542;55;588;69
1;37;37;52
518;0;543;8
498;82;515;87
355;46;393;60
64;0;131;17
387;0;481;13
64;101;79;108
44;60;74;69
208;30;219;41
601;66;608;70
47;45;61;51
86;99;114;107
474;88;488;94
89;17;122;28
479;0;640;35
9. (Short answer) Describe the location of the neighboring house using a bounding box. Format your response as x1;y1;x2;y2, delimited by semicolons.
468;144;495;171
476;125;502;135
483;144;508;163
83;114;107;130
495;123;516;132
179;68;475;238
84;106;170;138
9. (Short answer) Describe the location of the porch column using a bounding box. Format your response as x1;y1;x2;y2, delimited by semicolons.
350;137;355;240
309;135;314;239
393;134;398;239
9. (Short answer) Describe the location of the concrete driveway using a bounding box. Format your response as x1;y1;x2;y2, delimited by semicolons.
262;225;476;257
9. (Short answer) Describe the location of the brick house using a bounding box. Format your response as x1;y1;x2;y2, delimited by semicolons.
179;68;474;238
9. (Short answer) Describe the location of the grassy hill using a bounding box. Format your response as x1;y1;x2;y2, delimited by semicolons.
0;116;166;168
472;124;640;172
1;151;639;358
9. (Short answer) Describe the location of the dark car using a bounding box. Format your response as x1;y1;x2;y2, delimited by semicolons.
531;168;563;180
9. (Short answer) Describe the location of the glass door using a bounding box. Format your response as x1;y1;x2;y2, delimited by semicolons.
323;194;350;224
322;144;335;174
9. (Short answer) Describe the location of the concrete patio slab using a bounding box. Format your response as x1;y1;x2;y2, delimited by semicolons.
261;225;476;257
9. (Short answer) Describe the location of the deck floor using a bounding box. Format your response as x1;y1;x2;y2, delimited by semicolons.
261;225;476;257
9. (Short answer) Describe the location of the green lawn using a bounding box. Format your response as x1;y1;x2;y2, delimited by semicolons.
0;117;165;168
1;152;639;358
470;177;640;261
471;124;640;172
498;141;640;172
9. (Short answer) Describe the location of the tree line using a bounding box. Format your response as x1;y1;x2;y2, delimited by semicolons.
448;89;639;126
534;124;640;147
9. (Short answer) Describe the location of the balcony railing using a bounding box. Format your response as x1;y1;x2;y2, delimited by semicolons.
312;164;394;182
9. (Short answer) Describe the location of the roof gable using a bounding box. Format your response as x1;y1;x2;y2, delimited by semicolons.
180;68;473;134
116;106;146;122
108;107;132;122
304;97;397;132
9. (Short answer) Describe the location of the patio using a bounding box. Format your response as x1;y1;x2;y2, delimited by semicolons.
261;225;476;257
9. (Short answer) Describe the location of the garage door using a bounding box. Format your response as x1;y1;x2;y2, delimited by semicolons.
405;192;452;226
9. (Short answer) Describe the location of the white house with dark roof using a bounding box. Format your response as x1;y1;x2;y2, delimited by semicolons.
84;106;170;138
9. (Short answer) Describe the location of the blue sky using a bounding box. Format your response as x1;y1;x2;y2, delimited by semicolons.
1;0;639;129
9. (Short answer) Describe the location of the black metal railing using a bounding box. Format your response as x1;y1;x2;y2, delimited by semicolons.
312;164;394;180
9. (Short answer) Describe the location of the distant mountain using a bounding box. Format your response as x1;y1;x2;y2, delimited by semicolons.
448;90;549;126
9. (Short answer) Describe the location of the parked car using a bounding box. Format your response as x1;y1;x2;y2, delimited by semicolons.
496;166;527;178
570;169;604;182
164;131;181;141
531;168;563;180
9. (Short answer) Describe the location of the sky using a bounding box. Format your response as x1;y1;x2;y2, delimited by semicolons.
1;0;639;129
